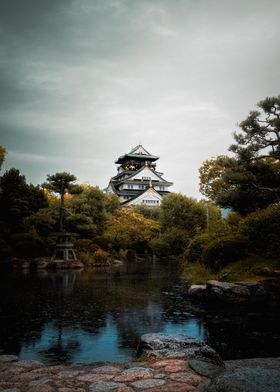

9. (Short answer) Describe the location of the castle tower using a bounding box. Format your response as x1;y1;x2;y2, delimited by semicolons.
105;145;173;206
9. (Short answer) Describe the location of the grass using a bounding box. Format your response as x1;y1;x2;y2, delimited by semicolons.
182;256;280;285
182;263;217;285
220;256;280;282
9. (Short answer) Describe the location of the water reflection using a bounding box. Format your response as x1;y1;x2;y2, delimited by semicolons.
0;262;279;364
0;262;206;364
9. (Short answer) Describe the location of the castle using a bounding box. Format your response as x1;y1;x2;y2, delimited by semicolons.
105;145;173;206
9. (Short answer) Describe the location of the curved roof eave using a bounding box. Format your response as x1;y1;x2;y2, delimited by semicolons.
115;153;159;164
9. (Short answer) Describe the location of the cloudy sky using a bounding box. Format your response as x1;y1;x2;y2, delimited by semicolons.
1;0;279;198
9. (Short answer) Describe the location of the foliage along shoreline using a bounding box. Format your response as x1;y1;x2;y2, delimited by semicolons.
0;95;279;283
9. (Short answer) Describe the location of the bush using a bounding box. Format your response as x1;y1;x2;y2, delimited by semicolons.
79;247;111;266
91;249;111;265
11;232;45;257
75;239;99;253
150;227;189;256
201;234;249;272
240;205;280;258
0;238;12;259
182;263;216;285
184;233;213;263
133;205;161;221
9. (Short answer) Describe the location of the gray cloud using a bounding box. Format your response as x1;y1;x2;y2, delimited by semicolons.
1;0;280;197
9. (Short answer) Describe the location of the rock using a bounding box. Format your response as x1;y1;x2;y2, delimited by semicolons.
151;359;187;373
206;367;280;392
206;280;267;305
17;360;44;369
28;386;54;392
78;374;114;382
187;285;207;298
260;267;274;276
58;389;86;392
0;355;18;363
130;378;166;389
113;260;123;265
1;389;20;392
114;367;153;382
29;379;51;386
207;280;251;302
189;358;224;378
224;357;280;371
57;370;82;378
137;333;223;365
89;381;126;391
91;366;121;374
169;372;201;385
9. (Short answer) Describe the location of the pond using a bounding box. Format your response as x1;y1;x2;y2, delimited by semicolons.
0;261;279;364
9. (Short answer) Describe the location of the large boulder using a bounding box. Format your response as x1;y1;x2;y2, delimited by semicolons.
187;285;207;299
206;280;266;305
137;333;223;365
189;358;224;378
206;358;280;392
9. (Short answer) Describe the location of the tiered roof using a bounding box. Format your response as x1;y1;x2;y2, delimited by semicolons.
115;145;159;164
106;144;173;206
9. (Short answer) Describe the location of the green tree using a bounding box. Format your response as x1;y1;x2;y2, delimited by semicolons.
133;204;161;221
42;172;81;231
160;193;206;234
69;186;108;230
199;155;280;214
0;168;48;236
149;193;206;257
0;146;6;171
199;96;280;213
239;204;280;258
230;95;280;161
150;227;189;256
67;185;119;237
103;209;159;254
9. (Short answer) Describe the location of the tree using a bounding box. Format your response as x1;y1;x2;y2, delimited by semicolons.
199;155;280;213
199;95;280;213
103;209;159;253
0;146;6;171
0;168;48;235
42;172;81;231
149;193;206;256
230;95;280;160
160;193;206;234
133;204;161;221
67;185;119;237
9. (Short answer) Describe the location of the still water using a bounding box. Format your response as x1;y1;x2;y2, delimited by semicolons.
0;261;279;364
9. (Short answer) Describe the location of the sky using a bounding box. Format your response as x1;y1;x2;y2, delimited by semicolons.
1;0;280;199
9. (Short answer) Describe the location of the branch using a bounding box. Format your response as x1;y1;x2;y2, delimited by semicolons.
251;183;280;193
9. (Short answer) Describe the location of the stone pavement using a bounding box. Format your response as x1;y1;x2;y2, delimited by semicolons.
0;355;210;392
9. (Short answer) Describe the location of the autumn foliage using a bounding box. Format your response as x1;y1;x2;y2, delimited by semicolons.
104;208;159;253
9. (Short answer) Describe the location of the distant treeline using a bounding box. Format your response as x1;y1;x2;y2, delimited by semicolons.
0;95;279;278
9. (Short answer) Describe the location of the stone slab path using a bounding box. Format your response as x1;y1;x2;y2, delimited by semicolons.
0;355;210;392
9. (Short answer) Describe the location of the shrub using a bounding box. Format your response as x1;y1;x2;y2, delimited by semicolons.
182;263;216;285
118;248;128;260
75;239;99;253
79;247;111;266
201;234;249;272
133;205;161;221
11;232;45;257
150;227;189;256
0;238;12;259
184;233;213;263
92;249;111;265
239;205;280;258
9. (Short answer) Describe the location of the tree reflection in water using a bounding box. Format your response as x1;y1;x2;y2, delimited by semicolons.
0;261;279;364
